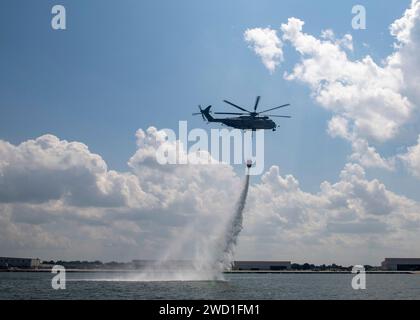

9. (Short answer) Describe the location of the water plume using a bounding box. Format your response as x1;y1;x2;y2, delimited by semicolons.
126;173;251;282
214;173;250;272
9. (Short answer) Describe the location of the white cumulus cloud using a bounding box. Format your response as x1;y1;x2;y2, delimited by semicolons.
280;17;412;143
244;1;420;176
399;135;420;178
0;131;420;264
244;27;283;73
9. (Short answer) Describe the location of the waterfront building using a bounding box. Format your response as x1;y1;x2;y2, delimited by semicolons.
381;258;420;271
0;257;41;269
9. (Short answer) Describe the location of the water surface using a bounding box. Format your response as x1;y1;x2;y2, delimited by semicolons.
1;272;419;300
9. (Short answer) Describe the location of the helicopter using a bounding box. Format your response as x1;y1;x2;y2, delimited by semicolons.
193;96;291;132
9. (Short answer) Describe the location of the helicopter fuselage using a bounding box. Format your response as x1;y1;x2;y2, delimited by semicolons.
215;116;277;130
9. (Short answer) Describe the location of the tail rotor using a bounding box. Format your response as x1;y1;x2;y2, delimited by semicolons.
192;105;206;121
193;105;213;123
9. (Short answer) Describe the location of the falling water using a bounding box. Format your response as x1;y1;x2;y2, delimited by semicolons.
119;172;251;282
214;173;250;272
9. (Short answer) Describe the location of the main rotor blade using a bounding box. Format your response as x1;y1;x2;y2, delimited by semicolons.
259;104;290;114
266;115;292;118
254;96;261;112
223;100;251;113
214;112;247;115
192;113;202;115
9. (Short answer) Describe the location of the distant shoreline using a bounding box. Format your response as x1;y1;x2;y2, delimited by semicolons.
0;269;416;274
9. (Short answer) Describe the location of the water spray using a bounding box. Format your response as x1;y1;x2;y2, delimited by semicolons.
130;162;252;282
214;165;251;273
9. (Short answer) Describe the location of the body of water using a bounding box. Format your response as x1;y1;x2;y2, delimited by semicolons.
1;272;419;300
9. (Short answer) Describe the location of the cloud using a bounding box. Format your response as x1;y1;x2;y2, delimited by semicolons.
279;6;420;172
0;130;241;261
244;27;283;73
240;163;420;264
321;29;354;51
349;138;395;170
0;131;420;264
0;134;152;208
327;116;351;140
390;0;420;45
399;135;420;178
389;0;420;104
280;17;413;143
244;1;420;176
327;117;394;170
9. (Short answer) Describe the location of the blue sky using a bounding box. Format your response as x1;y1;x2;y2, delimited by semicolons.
1;1;420;264
0;0;415;196
0;1;416;192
